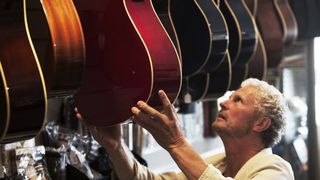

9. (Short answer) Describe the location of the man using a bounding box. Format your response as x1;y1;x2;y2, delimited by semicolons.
76;78;294;179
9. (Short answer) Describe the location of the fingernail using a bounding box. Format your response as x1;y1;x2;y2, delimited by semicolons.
137;101;143;107
158;90;164;95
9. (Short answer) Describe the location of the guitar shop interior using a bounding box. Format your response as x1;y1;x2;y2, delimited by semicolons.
0;0;320;179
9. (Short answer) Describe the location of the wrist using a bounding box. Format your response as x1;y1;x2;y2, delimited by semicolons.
166;137;189;154
102;139;123;156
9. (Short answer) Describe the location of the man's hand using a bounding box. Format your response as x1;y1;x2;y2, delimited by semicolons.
131;90;187;151
75;108;122;154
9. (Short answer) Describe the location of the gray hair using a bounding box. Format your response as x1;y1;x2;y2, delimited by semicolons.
241;78;288;147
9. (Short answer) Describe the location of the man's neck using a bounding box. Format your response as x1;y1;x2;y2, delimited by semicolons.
222;137;265;177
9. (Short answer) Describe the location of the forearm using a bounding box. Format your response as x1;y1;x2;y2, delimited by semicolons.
168;141;208;180
106;142;135;180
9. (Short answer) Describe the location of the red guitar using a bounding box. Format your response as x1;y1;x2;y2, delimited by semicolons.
75;0;182;126
0;0;47;143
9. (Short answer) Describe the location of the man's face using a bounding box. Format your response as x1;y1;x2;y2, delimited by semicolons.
213;86;259;137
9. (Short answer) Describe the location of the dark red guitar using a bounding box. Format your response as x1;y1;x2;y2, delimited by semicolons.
0;0;47;143
75;0;182;126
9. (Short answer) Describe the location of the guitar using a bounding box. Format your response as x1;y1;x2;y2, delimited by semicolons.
274;0;298;46
185;0;231;102
218;0;258;90
245;0;267;80
170;0;212;77
201;52;232;101
256;0;284;68
27;0;86;97
219;0;257;65
289;0;320;40
0;0;47;143
74;0;182;126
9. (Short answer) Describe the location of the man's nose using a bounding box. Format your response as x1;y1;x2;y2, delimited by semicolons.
219;100;228;109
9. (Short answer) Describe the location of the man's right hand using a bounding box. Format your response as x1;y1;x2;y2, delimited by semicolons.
75;108;122;154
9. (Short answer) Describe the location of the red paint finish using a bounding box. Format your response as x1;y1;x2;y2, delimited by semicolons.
75;0;181;126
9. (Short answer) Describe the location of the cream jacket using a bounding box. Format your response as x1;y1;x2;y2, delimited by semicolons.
122;148;294;180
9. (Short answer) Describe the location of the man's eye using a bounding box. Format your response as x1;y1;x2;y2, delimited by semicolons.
234;96;242;102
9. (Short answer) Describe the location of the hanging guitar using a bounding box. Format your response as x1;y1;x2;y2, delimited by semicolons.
27;0;86;97
0;0;47;143
218;0;258;90
274;0;298;46
187;0;231;101
245;0;267;80
256;0;284;69
74;0;182;126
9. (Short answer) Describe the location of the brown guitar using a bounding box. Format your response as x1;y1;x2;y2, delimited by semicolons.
245;0;267;80
74;0;182;126
256;0;284;69
0;0;47;143
274;0;298;46
27;0;86;97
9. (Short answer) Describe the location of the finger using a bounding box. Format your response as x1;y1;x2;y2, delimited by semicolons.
131;106;157;130
158;90;176;119
74;107;96;131
136;101;163;120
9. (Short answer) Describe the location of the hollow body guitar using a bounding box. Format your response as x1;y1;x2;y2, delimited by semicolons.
245;0;267;80
219;0;258;90
256;0;283;68
27;0;86;97
0;0;47;143
188;0;231;101
274;0;298;46
75;0;182;126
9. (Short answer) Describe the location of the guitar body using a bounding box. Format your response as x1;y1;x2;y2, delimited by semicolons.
187;52;232;102
27;0;85;97
247;28;267;80
185;0;230;102
289;0;320;40
202;51;232;100
219;0;241;64
41;0;85;97
222;0;257;65
0;63;9;141
196;0;229;72
0;0;47;143
245;0;267;80
170;0;211;77
75;0;181;126
152;0;180;54
256;0;283;68
219;0;257;90
229;64;248;90
274;0;298;46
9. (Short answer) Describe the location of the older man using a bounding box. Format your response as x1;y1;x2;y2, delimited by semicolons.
77;78;294;180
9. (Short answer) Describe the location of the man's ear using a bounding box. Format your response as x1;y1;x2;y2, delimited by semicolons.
253;117;271;132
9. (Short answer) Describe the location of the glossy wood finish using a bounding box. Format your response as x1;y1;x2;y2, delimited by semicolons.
202;51;232;100
0;63;9;141
274;0;298;46
289;0;320;40
245;0;267;80
75;0;181;126
41;0;86;97
0;0;47;143
222;0;257;66
256;0;283;68
196;0;229;72
170;0;211;77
